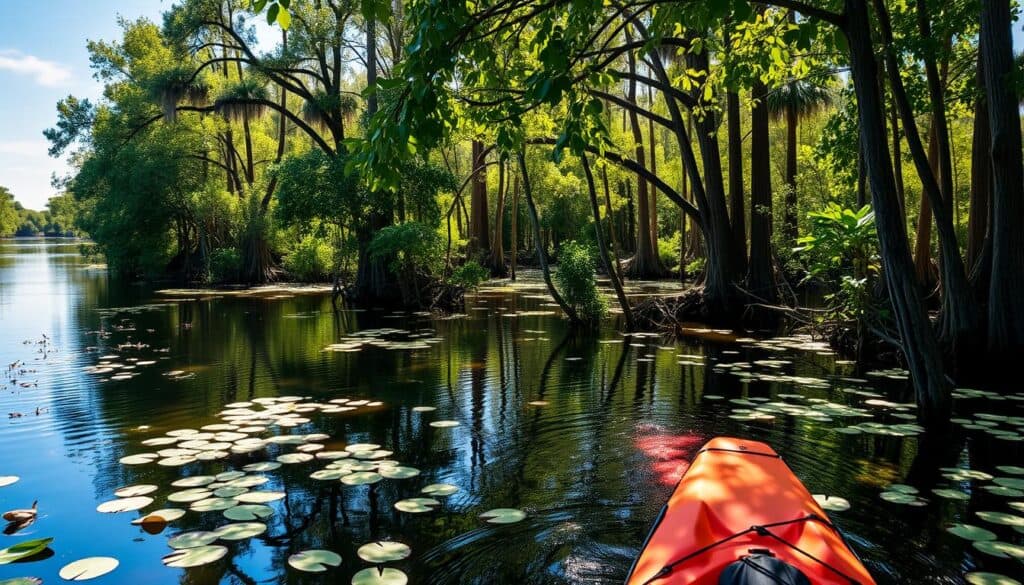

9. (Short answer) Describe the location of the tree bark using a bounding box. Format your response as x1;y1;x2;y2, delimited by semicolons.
747;79;776;302
967;58;991;272
844;0;951;426
470;140;490;256
582;155;634;331
510;173;519;281
913;127;936;288
727;90;747;274
489;158;507;276
980;0;1024;363
624;43;662;278
783;103;799;240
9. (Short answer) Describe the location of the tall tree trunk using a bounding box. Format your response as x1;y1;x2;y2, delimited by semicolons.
980;0;1024;363
517;152;579;324
889;92;906;217
489;158;507;276
582;155;634;330
510;174;519;280
727;90;748;274
470;140;490;256
624;43;662;278
783;103;799;240
648;83;659;249
747;79;776;302
602;165;625;281
913;128;936;288
844;0;951;426
967;57;991;273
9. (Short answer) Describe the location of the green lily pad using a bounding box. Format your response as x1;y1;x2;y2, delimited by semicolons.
0;538;53;564
996;466;1024;475
879;491;926;506
213;486;248;498
885;484;918;494
162;545;227;568
394;498;440;513
812;495;850;512
167;531;219;549
114;484;158;498
214;522;266;541
190;497;238;512
288;549;342;573
223;504;273;521
379;466;420;480
171;476;215;488
0;578;42;585
97;496;152;513
310;469;347;481
226;475;269;488
356;541;411;563
118;454;157;465
976;511;1024;527
351;567;408;585
215;471;245;481
429;420;460;428
168;489;212;503
981;486;1024;497
480;508;527;524
235;491;285;504
132;508;186;525
1009;502;1024;512
341;472;382;486
344;443;381;453
946;524;997;541
421;483;459;497
942;469;994;482
994;477;1024;489
242;462;281;472
972;540;1024;559
965;572;1022;585
58;557;118;580
277;453;313;464
932;488;970;500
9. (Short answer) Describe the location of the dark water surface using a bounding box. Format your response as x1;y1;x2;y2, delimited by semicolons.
0;238;1022;585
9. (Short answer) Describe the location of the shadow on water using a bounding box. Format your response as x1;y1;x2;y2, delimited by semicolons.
0;239;1021;584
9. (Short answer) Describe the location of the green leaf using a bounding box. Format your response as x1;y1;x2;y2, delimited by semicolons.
277;8;291;30
267;3;279;26
0;539;53;565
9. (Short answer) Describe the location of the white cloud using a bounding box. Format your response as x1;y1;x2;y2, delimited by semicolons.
0;50;72;87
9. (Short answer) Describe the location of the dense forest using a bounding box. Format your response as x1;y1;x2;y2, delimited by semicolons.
0;187;79;237
44;0;1024;424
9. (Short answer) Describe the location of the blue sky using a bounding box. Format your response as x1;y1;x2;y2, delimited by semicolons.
0;2;1021;210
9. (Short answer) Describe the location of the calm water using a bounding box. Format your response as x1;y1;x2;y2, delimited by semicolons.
0;238;1021;585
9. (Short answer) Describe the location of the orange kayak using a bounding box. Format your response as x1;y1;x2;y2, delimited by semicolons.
626;437;876;585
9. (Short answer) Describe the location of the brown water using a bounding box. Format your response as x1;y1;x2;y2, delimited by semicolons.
0;238;1021;585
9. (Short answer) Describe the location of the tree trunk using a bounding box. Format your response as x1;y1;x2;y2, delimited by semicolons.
470;140;490;256
510;173;519;281
727;90;748;274
747;79;776;302
517;152;579;324
913;129;935;288
844;0;951;426
889;92;906;218
980;0;1024;363
783;103;799;240
967;58;991;272
489;158;507;276
624;45;662;278
648;83;659;249
582;155;634;330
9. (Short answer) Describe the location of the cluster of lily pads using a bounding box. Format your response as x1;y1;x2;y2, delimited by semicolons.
323;328;443;353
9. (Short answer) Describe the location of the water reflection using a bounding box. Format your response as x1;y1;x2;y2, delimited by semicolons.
0;239;1021;584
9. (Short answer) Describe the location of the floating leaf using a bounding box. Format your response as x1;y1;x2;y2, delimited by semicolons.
480;508;526;524
214;522;266;541
994;477;1024;490
311;469;347;481
162;545;227;568
351;567;408;585
157;455;196;467
288;549;342;573
167;531;219;549
972;540;1024;559
168;489;212;503
357;541;411;563
223;505;273;521
226;475;269;488
118;454;157;465
0;477;19;488
429;420;460;428
996;466;1024;476
965;572;1022;585
131;509;186;525
932;488;970;500
947;524;997;541
879;491;925;506
58;557;118;581
421;484;459;497
235;491;285;504
393;498;439;513
190;498;238;512
242;462;281;472
812;495;850;512
277;453;313;464
976;511;1024;527
379;466;419;480
0;538;53;564
215;471;245;481
213;487;248;498
0;578;42;585
344;444;381;453
97;496;152;513
411;406;435;412
341;472;382;486
885;484;918;494
171;476;215;488
114;484;158;498
981;486;1024;497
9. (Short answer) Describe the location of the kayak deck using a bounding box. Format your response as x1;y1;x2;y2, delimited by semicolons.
626;437;876;585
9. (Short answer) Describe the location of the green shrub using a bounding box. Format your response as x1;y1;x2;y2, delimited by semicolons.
657;232;681;269
368;221;443;276
448;261;489;289
555;241;607;322
283;235;333;282
207;248;241;283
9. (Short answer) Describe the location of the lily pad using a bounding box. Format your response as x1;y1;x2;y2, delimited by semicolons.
213;486;248;498
379;466;420;480
167;531;219;549
341;472;382;486
97;496;152;513
994;477;1024;490
480;508;527;524
277;453;314;464
946;523;997;541
357;541;411;563
131;509;186;525
421;483;459;497
190;497;238;512
235;491;285;504
0;477;19;488
171;476;215;488
965;572;1022;585
429;420;460;428
972;540;1024;559
223;505;273;521
214;522;266;541
351;567;408;585
162;545;227;568
0;538;53;564
996;466;1024;475
885;483;918;494
310;469;347;481
242;462;281;472
0;578;42;585
976;511;1024;527
288;549;342;573
58;557;118;581
932;488;970;500
114;484;158;498
393;498;439;513
167;489;212;503
118;454;157;465
879;491;926;506
812;495;850;512
411;406;435;412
